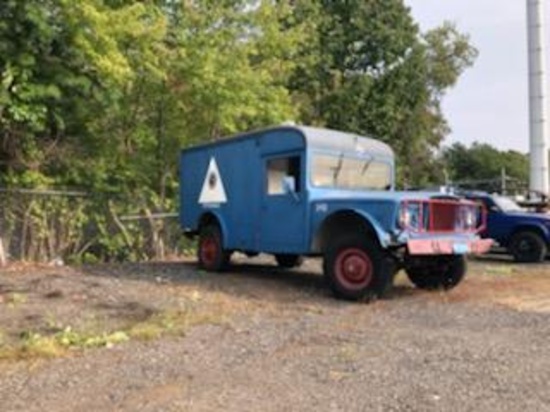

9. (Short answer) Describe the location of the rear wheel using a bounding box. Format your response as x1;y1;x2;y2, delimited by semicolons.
405;255;466;290
275;254;303;269
508;231;547;263
197;225;231;271
323;236;392;301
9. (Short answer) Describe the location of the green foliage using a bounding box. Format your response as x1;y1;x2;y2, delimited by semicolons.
0;307;227;360
0;327;130;359
443;142;529;185
288;1;477;187
0;0;166;186
0;0;478;262
166;1;301;140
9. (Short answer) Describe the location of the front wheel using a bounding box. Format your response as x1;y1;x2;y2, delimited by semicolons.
197;225;231;271
405;255;466;290
323;236;392;301
508;231;547;263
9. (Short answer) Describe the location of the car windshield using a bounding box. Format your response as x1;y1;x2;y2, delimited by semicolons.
311;153;392;191
493;196;524;212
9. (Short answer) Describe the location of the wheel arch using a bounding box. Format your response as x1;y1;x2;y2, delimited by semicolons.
507;224;549;246
197;211;228;245
311;209;389;254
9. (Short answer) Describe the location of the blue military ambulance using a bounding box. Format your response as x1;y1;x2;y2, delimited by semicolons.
180;125;491;300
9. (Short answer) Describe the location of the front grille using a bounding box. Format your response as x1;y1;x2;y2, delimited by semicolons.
399;199;485;234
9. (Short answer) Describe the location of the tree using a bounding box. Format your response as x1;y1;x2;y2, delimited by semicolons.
287;1;478;187
443;142;529;191
79;0;308;202
0;0;166;188
0;0;481;262
0;0;169;261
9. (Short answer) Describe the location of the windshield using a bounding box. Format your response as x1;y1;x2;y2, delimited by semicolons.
493;196;523;212
311;153;392;191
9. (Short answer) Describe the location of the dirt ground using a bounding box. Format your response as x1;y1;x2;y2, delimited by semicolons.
0;255;549;412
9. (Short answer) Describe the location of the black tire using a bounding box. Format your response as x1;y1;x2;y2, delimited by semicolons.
405;255;466;290
197;225;231;271
275;254;303;269
508;231;547;263
323;236;392;301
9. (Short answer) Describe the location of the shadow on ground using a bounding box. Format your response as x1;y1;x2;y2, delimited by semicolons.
81;258;420;304
472;252;550;266
82;259;327;301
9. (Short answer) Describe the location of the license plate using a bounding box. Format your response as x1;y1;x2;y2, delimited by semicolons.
453;243;470;254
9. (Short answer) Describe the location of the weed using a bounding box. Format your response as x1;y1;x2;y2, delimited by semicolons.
128;308;227;340
483;265;515;276
54;326;129;348
6;292;27;307
0;327;131;361
0;305;228;362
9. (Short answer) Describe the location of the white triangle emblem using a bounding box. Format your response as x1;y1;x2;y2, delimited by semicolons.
199;157;227;204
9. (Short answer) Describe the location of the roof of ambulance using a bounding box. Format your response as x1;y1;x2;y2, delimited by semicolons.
181;125;394;158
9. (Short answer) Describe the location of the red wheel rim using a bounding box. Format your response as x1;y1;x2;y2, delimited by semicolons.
200;236;218;267
334;248;373;290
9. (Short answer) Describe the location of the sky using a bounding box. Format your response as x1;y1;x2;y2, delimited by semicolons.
404;0;550;153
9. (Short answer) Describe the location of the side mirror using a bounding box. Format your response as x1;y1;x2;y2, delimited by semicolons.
282;176;296;194
282;176;299;202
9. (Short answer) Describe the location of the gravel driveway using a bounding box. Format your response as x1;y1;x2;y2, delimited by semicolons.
1;256;549;411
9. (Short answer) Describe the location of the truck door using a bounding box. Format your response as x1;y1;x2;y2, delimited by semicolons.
260;153;306;253
476;196;507;241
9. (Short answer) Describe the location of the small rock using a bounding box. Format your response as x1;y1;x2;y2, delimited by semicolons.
49;257;64;267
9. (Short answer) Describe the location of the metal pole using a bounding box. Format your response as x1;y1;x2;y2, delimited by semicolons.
501;167;507;195
527;0;550;194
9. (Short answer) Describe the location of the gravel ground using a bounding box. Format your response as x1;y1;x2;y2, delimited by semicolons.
0;256;549;412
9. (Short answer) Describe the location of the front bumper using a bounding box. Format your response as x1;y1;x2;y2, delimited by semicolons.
407;238;493;256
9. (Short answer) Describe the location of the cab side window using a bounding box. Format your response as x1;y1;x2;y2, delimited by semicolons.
266;156;301;195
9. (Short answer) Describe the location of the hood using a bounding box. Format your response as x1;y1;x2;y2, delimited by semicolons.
505;210;550;223
310;189;459;203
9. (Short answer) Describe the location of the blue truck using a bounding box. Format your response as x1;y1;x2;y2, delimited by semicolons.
180;126;492;300
463;192;550;262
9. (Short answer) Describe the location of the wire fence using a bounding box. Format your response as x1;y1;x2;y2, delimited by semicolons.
0;188;188;265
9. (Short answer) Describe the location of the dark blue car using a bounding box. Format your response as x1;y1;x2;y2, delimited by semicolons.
464;192;550;262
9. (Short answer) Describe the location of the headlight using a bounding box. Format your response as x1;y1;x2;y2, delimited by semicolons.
457;205;478;231
399;206;410;228
399;202;422;230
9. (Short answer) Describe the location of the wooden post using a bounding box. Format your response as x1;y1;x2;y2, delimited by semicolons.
0;236;6;266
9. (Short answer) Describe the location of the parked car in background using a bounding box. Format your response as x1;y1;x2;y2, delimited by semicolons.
463;192;550;262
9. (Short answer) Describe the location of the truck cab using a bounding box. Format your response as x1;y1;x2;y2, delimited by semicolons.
464;192;550;262
180;126;492;301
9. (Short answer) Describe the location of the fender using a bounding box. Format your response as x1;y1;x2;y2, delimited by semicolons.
510;222;550;243
350;209;392;248
198;210;230;246
313;208;392;251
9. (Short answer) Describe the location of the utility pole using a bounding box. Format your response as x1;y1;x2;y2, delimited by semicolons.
501;167;507;195
527;0;550;194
